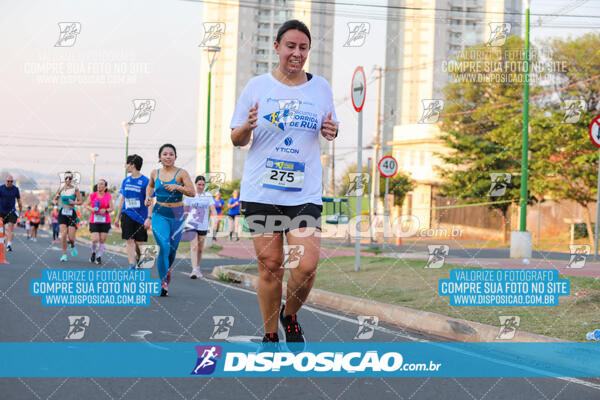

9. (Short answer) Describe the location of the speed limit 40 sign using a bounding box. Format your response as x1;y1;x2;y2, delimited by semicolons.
378;156;398;178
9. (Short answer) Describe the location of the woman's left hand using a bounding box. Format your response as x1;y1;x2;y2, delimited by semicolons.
321;112;338;141
163;183;180;193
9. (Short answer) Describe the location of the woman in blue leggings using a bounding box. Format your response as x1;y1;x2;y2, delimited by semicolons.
145;144;195;296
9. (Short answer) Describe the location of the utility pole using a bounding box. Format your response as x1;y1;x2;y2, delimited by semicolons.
370;66;383;231
330;140;335;196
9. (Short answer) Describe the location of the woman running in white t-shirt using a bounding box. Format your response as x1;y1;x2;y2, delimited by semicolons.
230;20;338;350
183;175;216;279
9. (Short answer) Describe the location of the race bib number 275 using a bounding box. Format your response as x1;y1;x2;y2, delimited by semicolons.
261;158;305;192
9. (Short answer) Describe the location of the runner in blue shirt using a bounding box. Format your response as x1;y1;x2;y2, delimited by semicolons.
0;174;23;251
212;191;225;241
227;189;241;241
114;155;151;269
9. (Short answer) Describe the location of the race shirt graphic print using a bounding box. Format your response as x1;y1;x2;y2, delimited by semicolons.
230;73;338;206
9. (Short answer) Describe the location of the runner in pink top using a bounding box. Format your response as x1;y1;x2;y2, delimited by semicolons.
85;179;114;265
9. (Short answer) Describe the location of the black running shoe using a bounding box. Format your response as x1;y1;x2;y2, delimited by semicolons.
257;333;280;353
262;332;279;342
279;304;305;353
7;245;12;252
160;288;168;297
90;252;96;263
95;257;102;265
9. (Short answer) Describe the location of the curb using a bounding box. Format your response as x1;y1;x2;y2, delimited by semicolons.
211;266;563;343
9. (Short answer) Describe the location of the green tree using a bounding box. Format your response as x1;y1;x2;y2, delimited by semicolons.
527;34;600;246
336;163;370;197
436;36;541;243
530;111;598;247
378;172;414;208
216;179;241;201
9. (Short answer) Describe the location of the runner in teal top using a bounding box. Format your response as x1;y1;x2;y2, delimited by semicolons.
53;171;83;262
155;169;184;203
145;144;195;297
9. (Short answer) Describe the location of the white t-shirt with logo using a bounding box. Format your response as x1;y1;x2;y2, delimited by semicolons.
183;192;214;231
230;73;338;206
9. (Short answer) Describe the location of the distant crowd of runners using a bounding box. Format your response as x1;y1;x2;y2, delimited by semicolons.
1;20;338;350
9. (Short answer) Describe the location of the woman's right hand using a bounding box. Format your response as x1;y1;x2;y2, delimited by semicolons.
246;102;258;130
145;197;152;207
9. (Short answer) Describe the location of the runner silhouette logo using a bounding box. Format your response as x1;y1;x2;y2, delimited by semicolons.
210;316;234;339
487;22;511;47
562;99;586;124
55;22;81;47
354;316;379;340
199;22;225;48
418;99;444;124
567;245;590;269
496;316;520;340
346;173;369;196
129;99;156;124
191;345;222;375
343;22;370;47
425;245;449;269
65;316;90;340
489;173;511;197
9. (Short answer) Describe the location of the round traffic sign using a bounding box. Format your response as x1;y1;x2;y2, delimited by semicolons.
589;116;600;148
378;156;398;178
351;66;366;112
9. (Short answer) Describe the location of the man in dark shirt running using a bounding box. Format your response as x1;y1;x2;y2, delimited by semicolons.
0;175;23;251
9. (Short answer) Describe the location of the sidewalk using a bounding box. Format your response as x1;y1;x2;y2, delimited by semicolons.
214;237;600;278
215;238;372;259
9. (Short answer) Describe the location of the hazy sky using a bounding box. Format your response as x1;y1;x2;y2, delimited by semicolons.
0;0;597;189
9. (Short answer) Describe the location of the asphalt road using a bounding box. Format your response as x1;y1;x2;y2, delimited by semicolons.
1;230;599;400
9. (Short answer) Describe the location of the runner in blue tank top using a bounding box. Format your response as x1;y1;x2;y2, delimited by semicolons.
145;144;195;296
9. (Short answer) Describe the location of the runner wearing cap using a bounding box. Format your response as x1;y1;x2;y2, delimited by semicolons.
53;171;83;262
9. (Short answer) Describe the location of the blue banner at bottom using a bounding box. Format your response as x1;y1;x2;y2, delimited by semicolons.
3;342;600;378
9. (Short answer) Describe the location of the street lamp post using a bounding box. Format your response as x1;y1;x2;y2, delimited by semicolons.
203;46;221;174
510;0;532;258
90;153;99;193
121;122;131;178
519;1;531;232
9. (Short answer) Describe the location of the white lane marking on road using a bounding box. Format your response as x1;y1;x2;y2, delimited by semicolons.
225;335;263;343
558;377;600;391
131;330;169;351
177;270;425;342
